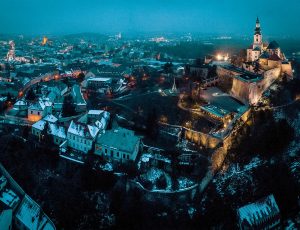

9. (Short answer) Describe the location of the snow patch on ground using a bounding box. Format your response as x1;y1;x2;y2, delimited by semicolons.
213;157;264;198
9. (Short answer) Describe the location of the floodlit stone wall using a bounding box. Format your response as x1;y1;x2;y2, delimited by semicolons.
184;129;222;149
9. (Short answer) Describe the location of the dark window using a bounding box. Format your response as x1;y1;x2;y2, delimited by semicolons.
105;149;107;154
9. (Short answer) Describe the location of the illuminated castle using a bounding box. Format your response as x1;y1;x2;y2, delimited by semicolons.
246;18;293;77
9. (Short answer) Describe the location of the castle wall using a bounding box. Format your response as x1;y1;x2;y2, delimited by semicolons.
281;62;293;76
231;78;250;104
267;60;280;69
184;129;222;149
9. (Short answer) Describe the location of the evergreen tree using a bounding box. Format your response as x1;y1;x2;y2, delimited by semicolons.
62;95;76;117
146;108;158;139
26;88;37;101
77;72;85;83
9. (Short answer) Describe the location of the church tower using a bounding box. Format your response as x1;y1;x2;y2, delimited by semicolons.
253;17;263;49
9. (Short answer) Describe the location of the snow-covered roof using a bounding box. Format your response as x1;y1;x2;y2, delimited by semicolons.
43;114;58;123
32;119;66;139
96;128;140;153
0;189;20;209
88;110;106;115
14;100;27;106
95;117;109;130
71;85;86;105
28;99;52;111
32;120;46;131
15;195;55;230
237;194;280;227
49;123;66;139
67;121;99;139
87;77;112;83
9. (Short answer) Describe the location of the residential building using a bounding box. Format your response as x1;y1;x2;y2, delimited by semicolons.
95;128;141;162
31;115;66;145
87;77;112;89
66;121;99;154
87;110;110;128
28;100;52;122
0;189;20;212
13;100;27;111
15;195;55;230
237;194;280;230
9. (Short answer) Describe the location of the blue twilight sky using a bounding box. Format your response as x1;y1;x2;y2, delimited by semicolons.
1;0;300;36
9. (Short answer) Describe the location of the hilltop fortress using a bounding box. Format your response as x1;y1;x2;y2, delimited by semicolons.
246;17;293;76
218;18;293;105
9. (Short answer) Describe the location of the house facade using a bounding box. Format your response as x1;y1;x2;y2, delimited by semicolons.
28;100;52;122
31;115;66;145
95;128;140;163
66;121;99;154
237;194;280;230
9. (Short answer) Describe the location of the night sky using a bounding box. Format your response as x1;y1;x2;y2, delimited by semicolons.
2;0;300;36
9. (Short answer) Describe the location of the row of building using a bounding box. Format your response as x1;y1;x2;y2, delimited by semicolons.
31;109;141;164
0;166;55;230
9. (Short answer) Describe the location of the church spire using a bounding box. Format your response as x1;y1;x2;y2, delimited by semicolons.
254;17;261;35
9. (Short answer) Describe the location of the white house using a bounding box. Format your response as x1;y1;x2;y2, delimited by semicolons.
66;121;99;154
95;128;140;163
31;115;66;145
28;99;52;122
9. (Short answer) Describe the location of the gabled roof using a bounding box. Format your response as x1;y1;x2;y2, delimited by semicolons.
15;195;55;230
28;100;52;111
96;128;140;153
32;120;46;130
49;123;66;139
43;114;58;123
14;100;27;106
237;194;280;227
67;120;99;139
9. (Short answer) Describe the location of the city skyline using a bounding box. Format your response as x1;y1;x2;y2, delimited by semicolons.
2;0;300;36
